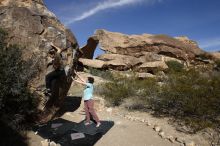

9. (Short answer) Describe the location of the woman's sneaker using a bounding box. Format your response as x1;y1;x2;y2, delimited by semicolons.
96;122;101;128
84;121;92;126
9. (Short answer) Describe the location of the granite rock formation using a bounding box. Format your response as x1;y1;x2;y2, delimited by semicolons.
79;29;205;75
0;0;80;122
211;52;220;60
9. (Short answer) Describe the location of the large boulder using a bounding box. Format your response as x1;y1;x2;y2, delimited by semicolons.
211;52;220;60
94;29;204;60
80;53;143;71
79;58;105;69
97;53;141;69
139;52;163;62
81;29;208;74
0;0;80;122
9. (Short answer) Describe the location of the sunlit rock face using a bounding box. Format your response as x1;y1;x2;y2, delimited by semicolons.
95;29;204;60
211;52;220;60
79;29;205;72
0;0;80;121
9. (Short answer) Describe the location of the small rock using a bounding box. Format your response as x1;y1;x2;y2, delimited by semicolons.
41;140;48;146
184;141;196;146
106;108;112;113
136;118;140;122
124;115;129;119
132;117;137;121
126;115;131;120
158;131;165;138
167;136;175;143
141;119;145;123
176;125;191;133
146;122;151;126
153;125;161;132
49;141;56;146
134;117;139;121
116;121;122;125
128;117;132;120
175;137;184;143
128;116;132;120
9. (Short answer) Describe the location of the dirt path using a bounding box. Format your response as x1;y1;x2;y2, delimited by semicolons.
93;109;177;146
28;97;177;146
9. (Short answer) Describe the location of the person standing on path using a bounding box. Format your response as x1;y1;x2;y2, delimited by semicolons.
72;71;101;128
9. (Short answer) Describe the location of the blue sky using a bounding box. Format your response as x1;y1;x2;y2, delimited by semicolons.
44;0;220;57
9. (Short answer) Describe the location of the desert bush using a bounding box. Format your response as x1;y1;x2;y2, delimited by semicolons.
98;66;220;132
151;69;220;132
166;60;184;72
0;28;39;134
98;74;158;106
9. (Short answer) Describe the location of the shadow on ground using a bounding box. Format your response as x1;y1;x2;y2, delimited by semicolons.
34;96;114;146
54;96;82;118
34;118;114;146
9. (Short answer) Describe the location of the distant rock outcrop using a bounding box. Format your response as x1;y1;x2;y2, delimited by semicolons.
0;0;80;122
79;29;205;75
95;29;203;60
211;52;220;60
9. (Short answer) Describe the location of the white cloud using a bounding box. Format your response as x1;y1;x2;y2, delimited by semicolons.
64;0;159;25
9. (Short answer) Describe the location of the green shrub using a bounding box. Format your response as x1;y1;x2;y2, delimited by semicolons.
166;60;184;72
98;74;158;106
98;67;220;132
0;28;39;132
151;69;220;132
